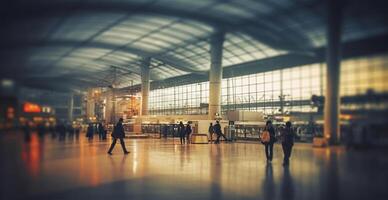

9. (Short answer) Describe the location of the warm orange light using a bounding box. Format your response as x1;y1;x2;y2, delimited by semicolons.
23;102;41;113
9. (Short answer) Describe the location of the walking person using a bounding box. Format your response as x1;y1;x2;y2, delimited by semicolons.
261;120;276;162
186;122;192;144
107;118;129;155
208;123;214;143
281;121;295;166
178;121;186;144
214;121;228;144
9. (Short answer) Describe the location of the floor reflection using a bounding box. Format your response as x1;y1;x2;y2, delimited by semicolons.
0;132;387;200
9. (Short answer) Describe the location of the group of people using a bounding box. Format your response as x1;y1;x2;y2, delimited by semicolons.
86;122;107;140
178;121;192;144
208;121;228;144
106;118;295;166
21;121;81;142
261;120;295;166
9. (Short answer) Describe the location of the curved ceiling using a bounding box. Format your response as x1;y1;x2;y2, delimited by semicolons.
0;0;387;91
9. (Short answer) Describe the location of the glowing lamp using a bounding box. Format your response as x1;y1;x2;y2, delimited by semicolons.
23;102;41;113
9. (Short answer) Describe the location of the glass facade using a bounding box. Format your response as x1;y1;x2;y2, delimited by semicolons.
149;82;209;115
148;54;388;115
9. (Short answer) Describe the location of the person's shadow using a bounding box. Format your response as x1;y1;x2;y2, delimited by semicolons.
280;166;294;200
262;163;275;200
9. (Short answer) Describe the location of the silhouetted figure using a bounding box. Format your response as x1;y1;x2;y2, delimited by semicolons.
98;123;105;140
281;121;295;166
178;121;185;144
57;122;67;141
186;123;192;144
67;123;74;139
162;125;168;138
49;124;56;139
107;118;129;155
86;124;94;140
74;124;81;139
263;120;276;162
214;121;227;144
37;123;46;139
208;123;214;143
22;122;31;142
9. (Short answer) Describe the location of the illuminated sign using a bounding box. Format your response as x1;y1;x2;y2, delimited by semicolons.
23;102;42;113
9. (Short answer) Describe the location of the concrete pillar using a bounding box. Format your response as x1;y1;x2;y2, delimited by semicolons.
104;91;112;124
86;90;95;121
68;93;74;122
208;31;225;120
141;57;151;116
324;0;343;144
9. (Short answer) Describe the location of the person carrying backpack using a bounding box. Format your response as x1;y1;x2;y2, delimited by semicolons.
281;121;295;166
261;120;276;162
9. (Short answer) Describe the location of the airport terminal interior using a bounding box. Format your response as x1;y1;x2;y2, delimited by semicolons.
1;0;388;200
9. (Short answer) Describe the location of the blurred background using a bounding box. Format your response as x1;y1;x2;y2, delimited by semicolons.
0;0;387;147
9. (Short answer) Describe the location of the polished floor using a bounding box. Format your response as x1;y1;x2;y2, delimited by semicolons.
1;132;388;200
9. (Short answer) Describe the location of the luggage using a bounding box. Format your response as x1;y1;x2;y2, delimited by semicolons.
261;130;271;143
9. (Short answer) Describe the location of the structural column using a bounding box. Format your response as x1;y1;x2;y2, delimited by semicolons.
324;0;343;144
141;57;151;116
104;91;112;124
68;93;74;122
208;31;225;120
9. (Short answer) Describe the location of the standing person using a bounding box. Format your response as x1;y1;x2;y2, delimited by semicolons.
208;123;214;143
98;122;104;140
281;121;295;166
22;121;31;142
107;118;129;155
74;123;81;139
86;123;94;140
214;121;228;144
178;121;186;144
186;123;192;144
57;122;67;141
262;120;276;162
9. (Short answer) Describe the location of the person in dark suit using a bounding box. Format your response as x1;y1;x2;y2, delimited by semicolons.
185;123;192;144
86;123;94;140
178;121;186;144
214;121;227;144
107;118;129;155
263;120;276;162
98;122;105;140
281;121;295;166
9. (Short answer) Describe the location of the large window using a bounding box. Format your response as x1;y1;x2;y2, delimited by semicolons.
149;82;209;115
148;54;388;115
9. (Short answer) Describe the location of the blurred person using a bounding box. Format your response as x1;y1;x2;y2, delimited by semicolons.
208;123;214;143
57;122;67;141
98;122;105;140
281;121;295;166
178;121;185;144
186;122;192;144
67;123;74;139
214;121;227;144
49;123;56;139
37;123;46;139
107;118;129;155
86;123;94;140
261;120;276;162
74;123;81;139
22;121;31;142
